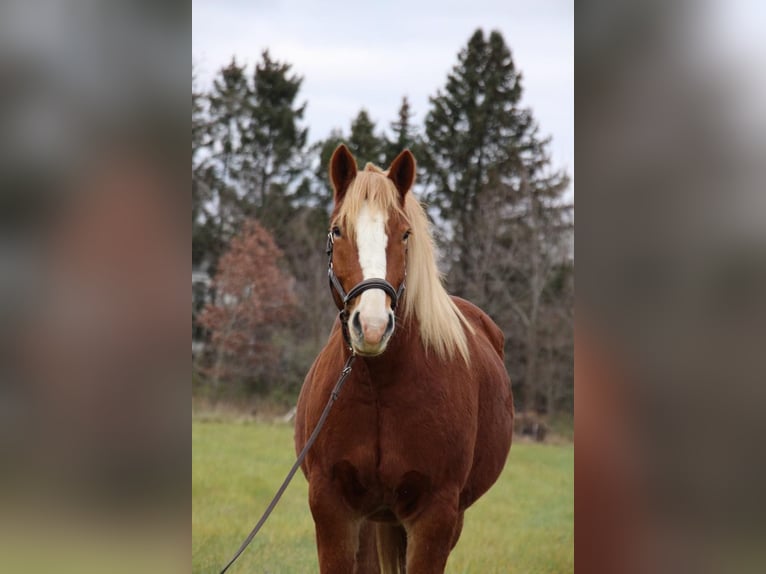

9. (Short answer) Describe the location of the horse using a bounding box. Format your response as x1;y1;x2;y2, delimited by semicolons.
295;145;514;573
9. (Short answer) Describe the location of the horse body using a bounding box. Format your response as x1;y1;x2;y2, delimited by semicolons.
295;146;513;573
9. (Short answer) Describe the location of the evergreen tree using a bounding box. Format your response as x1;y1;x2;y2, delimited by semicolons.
207;58;251;184
192;70;208;170
310;110;388;210
239;50;309;225
192;69;223;267
348;109;387;167
202;53;310;255
194;54;332;398
421;29;572;411
386;96;417;162
203;58;254;253
311;129;346;211
422;30;533;261
192;74;207;228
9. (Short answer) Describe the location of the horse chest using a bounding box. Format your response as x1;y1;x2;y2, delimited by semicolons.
324;375;475;520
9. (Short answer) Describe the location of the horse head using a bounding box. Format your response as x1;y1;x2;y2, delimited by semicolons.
327;144;415;356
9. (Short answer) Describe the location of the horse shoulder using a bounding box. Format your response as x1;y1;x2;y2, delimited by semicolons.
294;320;343;474
294;359;315;449
451;296;505;358
295;320;343;464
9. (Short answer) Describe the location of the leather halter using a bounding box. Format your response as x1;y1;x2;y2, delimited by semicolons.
326;231;406;349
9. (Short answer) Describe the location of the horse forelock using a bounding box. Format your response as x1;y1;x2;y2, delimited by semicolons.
335;169;404;237
335;166;473;364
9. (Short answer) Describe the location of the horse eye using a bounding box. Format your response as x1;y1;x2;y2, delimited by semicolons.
332;226;342;238
403;230;412;241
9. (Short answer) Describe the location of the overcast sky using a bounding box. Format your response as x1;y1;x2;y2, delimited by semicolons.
193;0;573;182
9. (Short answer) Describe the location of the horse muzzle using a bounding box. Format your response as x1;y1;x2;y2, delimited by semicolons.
349;304;395;355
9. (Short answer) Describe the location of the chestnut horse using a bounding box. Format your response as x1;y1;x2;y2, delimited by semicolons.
295;145;514;573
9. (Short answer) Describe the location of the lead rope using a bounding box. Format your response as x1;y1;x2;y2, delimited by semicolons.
219;351;357;574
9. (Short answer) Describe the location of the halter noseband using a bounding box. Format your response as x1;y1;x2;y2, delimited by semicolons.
326;231;406;350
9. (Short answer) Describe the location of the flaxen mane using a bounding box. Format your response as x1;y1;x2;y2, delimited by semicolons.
335;163;474;363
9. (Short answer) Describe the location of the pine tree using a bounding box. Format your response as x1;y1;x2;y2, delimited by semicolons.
207;58;251;184
239;50;308;225
312;129;346;211
421;29;572;412
203;58;255;255
202;53;310;256
348;109;387;167
192;68;224;267
192;70;208;169
310;110;388;209
421;30;534;260
194;54;333;398
192;73;208;228
386;96;417;162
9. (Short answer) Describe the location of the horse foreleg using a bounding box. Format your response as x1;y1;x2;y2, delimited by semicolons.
403;492;461;574
309;479;361;573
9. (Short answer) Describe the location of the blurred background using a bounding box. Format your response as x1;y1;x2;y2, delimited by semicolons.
0;1;188;573
577;0;766;572
0;0;191;573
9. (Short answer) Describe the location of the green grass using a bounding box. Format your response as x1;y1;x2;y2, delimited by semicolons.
192;420;573;573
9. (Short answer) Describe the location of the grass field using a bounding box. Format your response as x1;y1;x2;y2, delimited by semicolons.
192;420;573;573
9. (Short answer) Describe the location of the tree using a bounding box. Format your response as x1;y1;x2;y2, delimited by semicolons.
348;109;387;167
192;72;209;257
310;109;389;210
481;170;573;413
239;50;309;225
198;220;295;391
310;129;347;211
420;29;572;412
202;52;310;245
192;68;209;176
199;57;255;262
192;68;226;268
421;29;532;273
194;55;334;399
207;58;251;185
197;53;311;265
386;96;417;162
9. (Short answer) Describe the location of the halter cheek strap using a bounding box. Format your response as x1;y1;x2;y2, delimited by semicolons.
326;231;406;349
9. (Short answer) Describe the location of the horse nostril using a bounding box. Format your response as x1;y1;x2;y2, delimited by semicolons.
352;312;363;336
387;314;394;334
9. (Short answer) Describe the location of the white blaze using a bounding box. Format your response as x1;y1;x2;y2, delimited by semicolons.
355;203;389;327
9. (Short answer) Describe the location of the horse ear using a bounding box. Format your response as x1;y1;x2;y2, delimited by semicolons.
387;149;416;201
329;144;357;204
